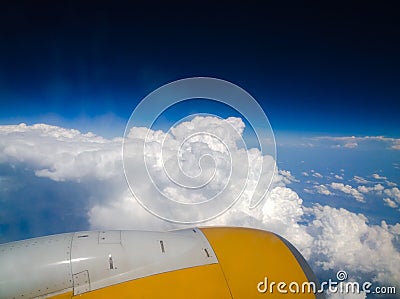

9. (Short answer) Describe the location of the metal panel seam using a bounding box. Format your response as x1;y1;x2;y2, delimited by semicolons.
198;229;233;299
215;261;234;299
69;234;74;290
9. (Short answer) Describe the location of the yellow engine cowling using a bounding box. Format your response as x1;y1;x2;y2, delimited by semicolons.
0;227;323;299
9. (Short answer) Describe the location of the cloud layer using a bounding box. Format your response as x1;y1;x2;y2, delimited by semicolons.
312;136;400;150
0;120;399;296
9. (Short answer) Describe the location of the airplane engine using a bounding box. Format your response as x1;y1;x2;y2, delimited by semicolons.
0;227;324;298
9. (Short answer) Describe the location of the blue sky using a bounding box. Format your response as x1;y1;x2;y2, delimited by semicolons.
0;1;399;138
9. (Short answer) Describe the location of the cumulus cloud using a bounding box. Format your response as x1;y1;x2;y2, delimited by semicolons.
334;174;343;180
357;184;384;194
353;176;369;184
344;142;358;148
353;173;398;192
384;187;400;204
314;184;334;196
373;184;385;192
313;172;323;179
278;169;299;184
330;182;365;203
122;116;276;222
0;120;399;294
386;180;397;187
308;206;400;287
383;198;398;209
0;123;123;182
357;186;371;194
372;173;387;180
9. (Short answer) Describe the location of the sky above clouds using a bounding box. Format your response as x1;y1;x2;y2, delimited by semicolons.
0;1;399;137
0;2;399;298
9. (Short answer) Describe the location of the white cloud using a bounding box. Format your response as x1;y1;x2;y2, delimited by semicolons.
384;187;400;203
386;180;397;187
357;186;370;194
122;116;276;221
389;223;400;234
330;183;365;203
309;205;400;287
392;140;400;150
353;176;369;184
357;184;384;194
88;190;176;231
353;174;397;191
312;172;323;178
326;288;367;299
344;142;358;148
334;174;343;180
372;173;387;180
312;136;400;150
0;121;399;291
278;169;299;184
373;184;385;192
301;171;309;177
0;123;123;182
383;198;398;209
314;184;333;196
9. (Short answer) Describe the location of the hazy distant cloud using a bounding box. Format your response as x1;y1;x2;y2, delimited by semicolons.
309;136;400;150
344;142;358;148
330;182;365;203
334;174;343;180
301;171;309;177
392;140;400;150
279;135;400;151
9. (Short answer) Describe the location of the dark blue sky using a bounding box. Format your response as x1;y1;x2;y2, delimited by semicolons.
0;1;399;136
